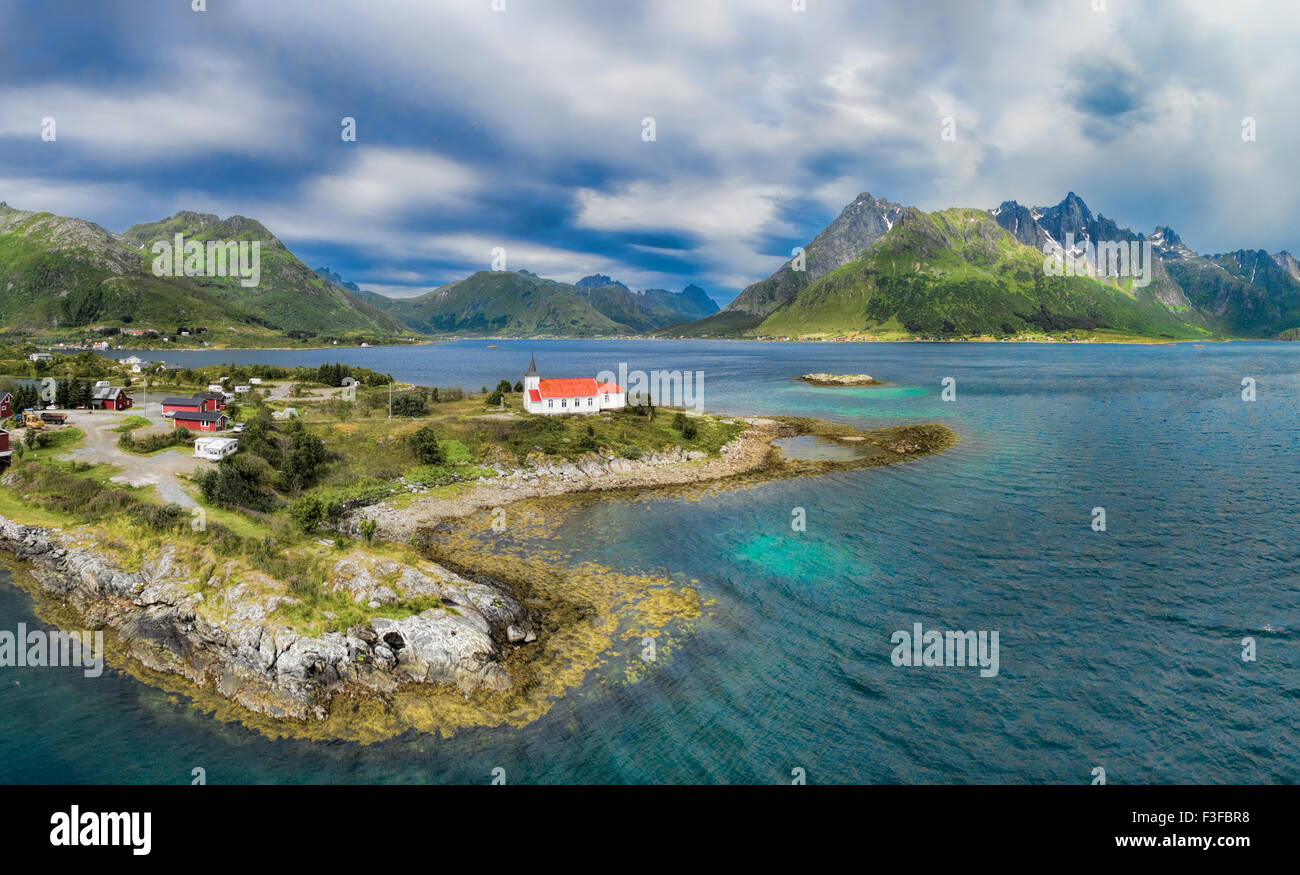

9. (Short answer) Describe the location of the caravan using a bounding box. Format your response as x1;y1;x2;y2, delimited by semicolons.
193;437;239;462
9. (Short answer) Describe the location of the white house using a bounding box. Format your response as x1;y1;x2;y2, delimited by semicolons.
194;437;239;461
521;355;625;415
28;352;52;362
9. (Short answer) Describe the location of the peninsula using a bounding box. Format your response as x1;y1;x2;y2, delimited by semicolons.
0;353;956;740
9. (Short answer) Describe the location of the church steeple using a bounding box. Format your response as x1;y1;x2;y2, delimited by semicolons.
525;354;539;377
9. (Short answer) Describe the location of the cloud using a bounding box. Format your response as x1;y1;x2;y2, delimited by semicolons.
3;0;1300;305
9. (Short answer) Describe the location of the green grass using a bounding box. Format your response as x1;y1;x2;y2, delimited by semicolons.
112;415;152;432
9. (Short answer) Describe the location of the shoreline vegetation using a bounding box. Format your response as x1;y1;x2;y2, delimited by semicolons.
0;354;957;741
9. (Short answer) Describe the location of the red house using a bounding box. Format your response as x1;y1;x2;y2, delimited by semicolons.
0;428;10;471
0;392;11;420
172;411;229;432
91;386;133;410
193;392;226;412
162;396;204;417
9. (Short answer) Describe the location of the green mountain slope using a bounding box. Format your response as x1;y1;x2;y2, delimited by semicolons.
756;208;1210;340
0;203;284;341
121;212;409;336
379;270;718;336
382;270;629;335
668;192;903;337
1157;235;1300;337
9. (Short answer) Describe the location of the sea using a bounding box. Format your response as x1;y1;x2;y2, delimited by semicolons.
1;339;1296;784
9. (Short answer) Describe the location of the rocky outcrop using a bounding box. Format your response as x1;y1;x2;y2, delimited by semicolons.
0;514;535;722
798;373;885;386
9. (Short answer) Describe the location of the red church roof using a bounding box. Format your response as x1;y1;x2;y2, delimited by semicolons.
596;382;623;394
536;378;599;399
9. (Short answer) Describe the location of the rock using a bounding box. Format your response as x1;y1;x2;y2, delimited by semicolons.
0;510;537;723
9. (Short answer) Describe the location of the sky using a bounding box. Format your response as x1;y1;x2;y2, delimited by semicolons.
0;0;1296;305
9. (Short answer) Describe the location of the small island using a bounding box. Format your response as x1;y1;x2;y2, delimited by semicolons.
798;373;888;387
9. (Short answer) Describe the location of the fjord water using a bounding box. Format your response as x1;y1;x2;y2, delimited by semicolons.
3;340;1298;784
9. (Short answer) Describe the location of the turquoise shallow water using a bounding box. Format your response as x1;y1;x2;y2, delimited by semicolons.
2;340;1298;783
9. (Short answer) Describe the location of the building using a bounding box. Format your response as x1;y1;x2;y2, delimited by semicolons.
0;428;10;471
0;392;11;420
521;355;625;415
172;411;229;432
192;392;226;411
162;393;222;417
28;352;52;363
90;386;133;411
194;436;239;461
161;397;203;418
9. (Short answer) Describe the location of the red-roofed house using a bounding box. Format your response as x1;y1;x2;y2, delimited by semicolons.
521;356;625;415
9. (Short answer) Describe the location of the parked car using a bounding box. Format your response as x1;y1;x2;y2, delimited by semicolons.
232;423;246;433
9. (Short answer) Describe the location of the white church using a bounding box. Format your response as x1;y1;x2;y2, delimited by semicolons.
522;355;626;415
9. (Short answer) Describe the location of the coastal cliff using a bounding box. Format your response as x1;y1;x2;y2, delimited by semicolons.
0;513;535;721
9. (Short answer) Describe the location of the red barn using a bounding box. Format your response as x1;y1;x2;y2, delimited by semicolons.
162;396;204;417
91;386;133;411
172;411;229;432
0;392;11;420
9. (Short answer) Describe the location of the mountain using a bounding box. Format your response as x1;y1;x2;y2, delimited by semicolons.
379;270;719;336
380;270;627;335
314;266;360;291
750;206;1207;340
673;192;903;336
0;202;283;341
120;212;409;337
664;190;1300;340
1157;238;1300;338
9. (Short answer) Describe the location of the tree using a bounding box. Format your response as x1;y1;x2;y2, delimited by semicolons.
513;380;523;393
279;419;327;494
409;425;445;465
55;379;71;409
359;519;377;544
73;379;93;409
391;394;427;417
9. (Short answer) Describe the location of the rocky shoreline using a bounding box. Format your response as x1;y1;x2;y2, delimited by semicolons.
0;513;536;722
347;416;786;542
0;416;956;738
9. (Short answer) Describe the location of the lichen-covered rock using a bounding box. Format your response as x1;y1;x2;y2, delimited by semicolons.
0;512;536;723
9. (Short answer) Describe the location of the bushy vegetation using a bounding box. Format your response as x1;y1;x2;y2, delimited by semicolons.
118;426;192;454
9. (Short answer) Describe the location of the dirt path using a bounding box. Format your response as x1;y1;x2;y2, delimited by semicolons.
55;407;203;508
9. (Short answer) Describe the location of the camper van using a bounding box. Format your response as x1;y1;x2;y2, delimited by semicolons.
193;437;239;462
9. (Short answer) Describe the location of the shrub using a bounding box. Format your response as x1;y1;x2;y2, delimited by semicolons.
290;496;325;532
391;394;427;417
409;425;445;465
